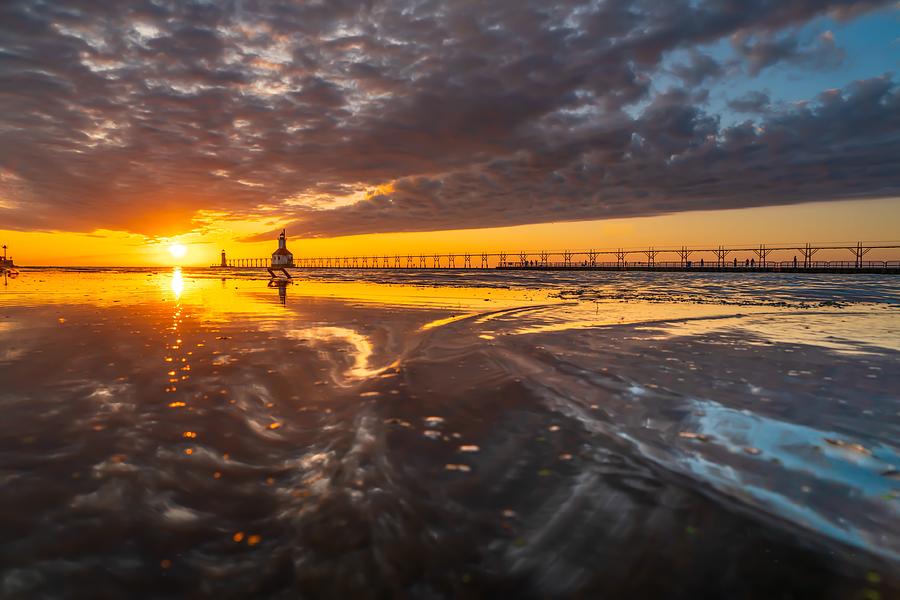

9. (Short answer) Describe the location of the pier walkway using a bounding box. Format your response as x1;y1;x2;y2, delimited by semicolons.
217;242;900;274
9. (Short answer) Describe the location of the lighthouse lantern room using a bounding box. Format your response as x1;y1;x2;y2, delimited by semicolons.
271;229;294;267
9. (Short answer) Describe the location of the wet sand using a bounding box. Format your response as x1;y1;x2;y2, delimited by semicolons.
0;268;898;598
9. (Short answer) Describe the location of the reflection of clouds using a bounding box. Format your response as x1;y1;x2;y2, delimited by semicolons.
468;301;900;563
664;310;900;355
689;400;899;495
0;321;23;362
87;382;133;413
471;302;757;338
1;348;25;362
283;326;384;382
675;399;900;562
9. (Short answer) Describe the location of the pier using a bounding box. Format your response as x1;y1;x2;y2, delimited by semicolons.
215;242;900;273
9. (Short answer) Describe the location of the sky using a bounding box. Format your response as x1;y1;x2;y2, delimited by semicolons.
0;0;898;266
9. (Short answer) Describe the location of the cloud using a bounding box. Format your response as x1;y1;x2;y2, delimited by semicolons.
0;0;896;239
284;75;900;237
732;29;846;75
727;91;772;113
671;51;726;86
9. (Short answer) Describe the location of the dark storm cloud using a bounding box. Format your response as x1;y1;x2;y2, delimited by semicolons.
0;0;896;237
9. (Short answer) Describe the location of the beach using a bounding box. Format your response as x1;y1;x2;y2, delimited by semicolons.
1;268;898;598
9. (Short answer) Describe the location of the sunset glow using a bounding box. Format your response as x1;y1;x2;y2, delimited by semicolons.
168;244;187;260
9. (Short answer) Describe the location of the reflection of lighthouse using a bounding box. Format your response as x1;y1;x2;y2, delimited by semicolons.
271;230;294;267
268;279;289;305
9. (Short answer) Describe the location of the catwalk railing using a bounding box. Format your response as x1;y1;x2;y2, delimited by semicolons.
217;243;900;271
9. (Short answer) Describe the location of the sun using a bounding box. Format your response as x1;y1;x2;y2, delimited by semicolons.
169;243;187;259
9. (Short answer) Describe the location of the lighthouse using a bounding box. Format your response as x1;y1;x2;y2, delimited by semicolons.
0;244;14;269
271;229;294;267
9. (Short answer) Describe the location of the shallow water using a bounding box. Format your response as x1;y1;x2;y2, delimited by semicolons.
1;268;898;598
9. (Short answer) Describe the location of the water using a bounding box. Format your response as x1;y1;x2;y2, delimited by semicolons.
1;268;898;598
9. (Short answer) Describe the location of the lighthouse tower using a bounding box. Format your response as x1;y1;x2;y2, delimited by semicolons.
271;229;294;267
0;245;13;269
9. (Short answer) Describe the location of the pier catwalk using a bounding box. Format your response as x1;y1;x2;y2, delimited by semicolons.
216;242;900;274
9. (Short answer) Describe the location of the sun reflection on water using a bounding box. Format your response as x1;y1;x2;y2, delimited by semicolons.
170;267;184;300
